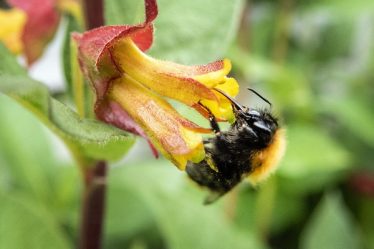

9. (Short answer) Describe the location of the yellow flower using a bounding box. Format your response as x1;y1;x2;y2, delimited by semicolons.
0;8;26;54
74;0;239;169
3;0;82;65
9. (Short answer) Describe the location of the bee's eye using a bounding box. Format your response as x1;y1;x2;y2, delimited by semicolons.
243;109;261;123
253;121;271;134
248;110;260;116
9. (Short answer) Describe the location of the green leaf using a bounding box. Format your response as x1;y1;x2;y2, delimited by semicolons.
270;188;306;234
279;124;351;178
0;97;81;232
49;164;80;229
357;198;374;249
0;72;49;115
0;96;56;200
277;124;351;194
49;99;135;161
0;44;135;164
105;0;145;25
105;0;244;64
0;192;71;249
104;185;155;246
306;0;374;18
229;45;313;111
300;192;362;249
109;160;267;249
324;98;374;146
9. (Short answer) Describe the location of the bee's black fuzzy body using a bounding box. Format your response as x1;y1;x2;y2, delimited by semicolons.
186;90;286;204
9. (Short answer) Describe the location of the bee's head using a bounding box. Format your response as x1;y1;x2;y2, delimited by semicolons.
214;88;279;145
242;108;278;144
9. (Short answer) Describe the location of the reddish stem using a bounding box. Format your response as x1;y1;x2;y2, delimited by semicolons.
82;0;105;30
79;161;108;249
79;2;106;249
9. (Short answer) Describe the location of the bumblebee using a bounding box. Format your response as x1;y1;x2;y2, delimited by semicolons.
186;88;286;204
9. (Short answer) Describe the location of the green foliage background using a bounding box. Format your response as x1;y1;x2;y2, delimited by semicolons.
1;0;374;248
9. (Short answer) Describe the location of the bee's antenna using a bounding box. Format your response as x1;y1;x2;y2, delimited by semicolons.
247;88;272;108
213;88;245;112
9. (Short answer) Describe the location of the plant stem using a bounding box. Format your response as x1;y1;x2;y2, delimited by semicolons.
79;2;107;249
79;161;108;249
82;0;105;30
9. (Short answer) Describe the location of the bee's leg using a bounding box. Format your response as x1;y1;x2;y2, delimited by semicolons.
208;115;220;135
203;137;215;145
198;101;220;134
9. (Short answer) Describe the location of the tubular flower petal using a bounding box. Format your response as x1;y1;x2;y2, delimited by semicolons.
74;0;239;168
109;76;206;169
0;8;26;54
111;38;239;121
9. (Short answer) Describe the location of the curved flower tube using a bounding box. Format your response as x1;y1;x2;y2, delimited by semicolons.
74;0;239;169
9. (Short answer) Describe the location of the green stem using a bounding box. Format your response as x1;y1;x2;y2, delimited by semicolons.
79;161;108;249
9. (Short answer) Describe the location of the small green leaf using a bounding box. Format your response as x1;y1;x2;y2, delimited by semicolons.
0;44;135;164
0;192;71;249
300;192;362;249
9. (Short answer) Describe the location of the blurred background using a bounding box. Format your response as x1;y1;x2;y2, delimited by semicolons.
0;0;373;248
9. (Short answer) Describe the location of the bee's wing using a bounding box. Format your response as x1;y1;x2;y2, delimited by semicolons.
203;191;224;205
